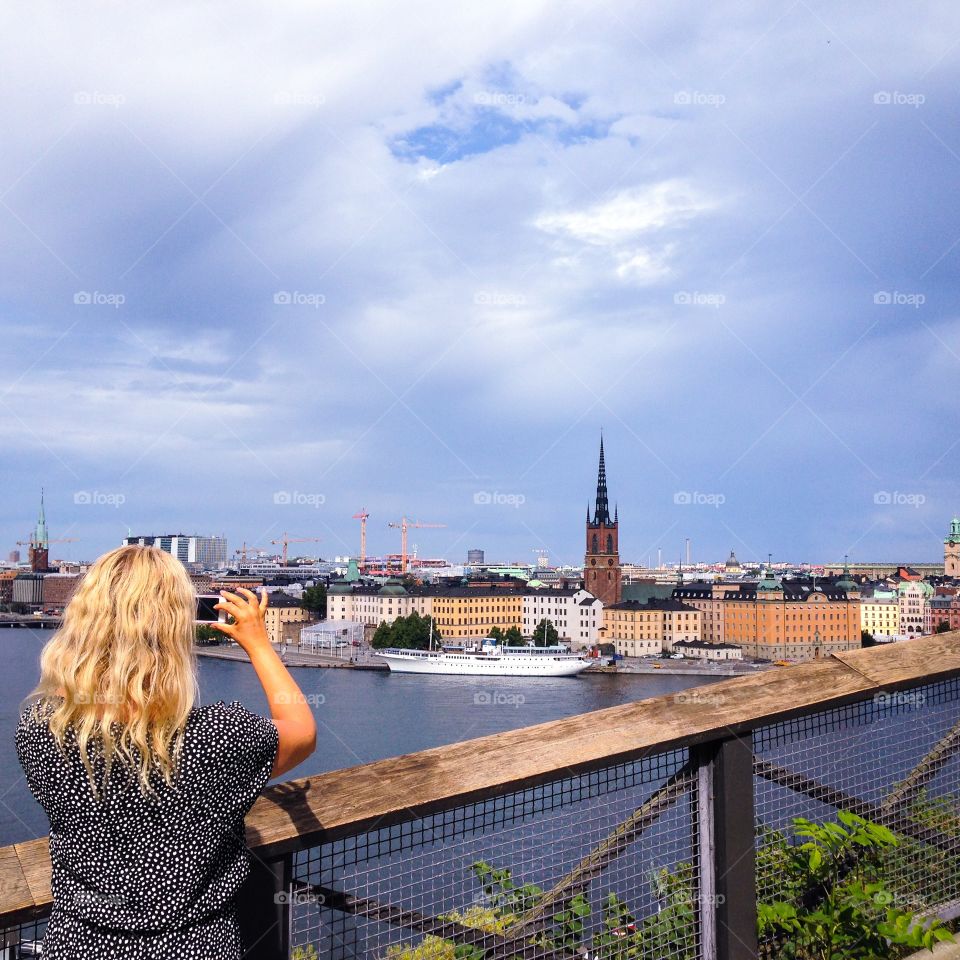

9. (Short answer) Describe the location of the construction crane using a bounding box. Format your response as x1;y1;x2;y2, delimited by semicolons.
270;533;322;565
16;537;78;548
234;543;269;561
387;517;446;574
352;509;369;570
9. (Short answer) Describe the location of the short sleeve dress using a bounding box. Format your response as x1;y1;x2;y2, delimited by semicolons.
15;697;279;960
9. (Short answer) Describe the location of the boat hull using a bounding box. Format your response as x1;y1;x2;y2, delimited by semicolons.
375;649;592;677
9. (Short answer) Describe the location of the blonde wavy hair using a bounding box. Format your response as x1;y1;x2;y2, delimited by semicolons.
27;544;199;797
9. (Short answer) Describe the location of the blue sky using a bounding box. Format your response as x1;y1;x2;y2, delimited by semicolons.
2;1;959;568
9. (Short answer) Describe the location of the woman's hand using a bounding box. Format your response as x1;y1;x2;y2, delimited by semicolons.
211;588;271;654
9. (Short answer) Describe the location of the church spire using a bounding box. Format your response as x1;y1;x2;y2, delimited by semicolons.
592;435;611;525
35;488;48;548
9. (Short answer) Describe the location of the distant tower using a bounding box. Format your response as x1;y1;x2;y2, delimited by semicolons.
584;436;622;605
945;517;960;577
29;489;50;573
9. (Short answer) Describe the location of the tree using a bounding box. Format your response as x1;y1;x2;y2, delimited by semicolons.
532;619;560;647
300;583;327;618
488;626;505;642
503;625;523;645
370;613;442;650
195;624;224;646
861;629;876;647
936;620;952;634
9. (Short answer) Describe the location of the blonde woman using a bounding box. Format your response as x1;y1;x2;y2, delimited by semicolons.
15;545;317;959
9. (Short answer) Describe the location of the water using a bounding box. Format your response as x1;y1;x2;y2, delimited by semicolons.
0;628;726;846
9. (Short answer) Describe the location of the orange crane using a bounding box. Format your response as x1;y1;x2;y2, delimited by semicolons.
352;509;369;570
270;533;322;565
234;543;269;561
387;517;446;574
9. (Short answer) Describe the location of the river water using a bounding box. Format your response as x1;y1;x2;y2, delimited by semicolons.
0;628;726;846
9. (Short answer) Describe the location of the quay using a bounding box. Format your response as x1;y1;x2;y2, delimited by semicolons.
0;616;60;629
195;643;388;670
1;632;958;960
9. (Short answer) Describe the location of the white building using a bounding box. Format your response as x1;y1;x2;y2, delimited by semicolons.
123;534;227;568
898;581;933;637
521;588;603;646
860;590;900;640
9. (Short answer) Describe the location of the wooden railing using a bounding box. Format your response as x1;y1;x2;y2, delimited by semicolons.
1;632;959;959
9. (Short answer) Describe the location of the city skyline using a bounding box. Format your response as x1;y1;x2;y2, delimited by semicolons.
2;4;960;564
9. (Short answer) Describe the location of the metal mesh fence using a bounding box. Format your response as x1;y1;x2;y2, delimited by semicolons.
0;915;46;957
290;748;703;960
753;676;960;953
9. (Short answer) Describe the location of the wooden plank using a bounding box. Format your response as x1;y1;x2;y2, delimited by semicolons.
3;633;960;922
0;843;34;926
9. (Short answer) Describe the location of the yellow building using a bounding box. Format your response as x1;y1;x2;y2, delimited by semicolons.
429;588;523;639
860;594;900;639
603;599;700;656
264;591;311;645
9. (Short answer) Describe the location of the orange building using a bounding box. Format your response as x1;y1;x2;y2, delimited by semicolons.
722;574;860;660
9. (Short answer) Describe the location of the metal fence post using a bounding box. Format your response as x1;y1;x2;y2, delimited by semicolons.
237;852;293;960
712;734;758;960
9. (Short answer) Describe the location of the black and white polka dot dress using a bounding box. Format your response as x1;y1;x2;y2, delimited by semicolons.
15;697;279;959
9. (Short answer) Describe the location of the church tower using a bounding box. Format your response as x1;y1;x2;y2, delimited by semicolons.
584;436;622;605
945;517;960;577
29;489;50;573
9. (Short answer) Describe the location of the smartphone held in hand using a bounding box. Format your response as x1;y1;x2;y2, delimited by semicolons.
195;594;226;624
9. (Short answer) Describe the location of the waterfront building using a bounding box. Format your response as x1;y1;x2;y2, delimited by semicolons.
429;588;523;639
12;574;44;611
123;534;228;569
722;573;860;660
583;437;622;606
603;599;700;657
673;581;741;644
898;580;933;637
522;588;602;645
262;590;310;645
672;639;743;661
0;571;15;606
41;573;81;614
467;549;485;565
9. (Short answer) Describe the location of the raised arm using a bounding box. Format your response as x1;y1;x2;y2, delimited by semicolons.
211;588;318;778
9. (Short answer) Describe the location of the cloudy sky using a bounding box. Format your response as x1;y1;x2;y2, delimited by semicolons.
2;1;959;568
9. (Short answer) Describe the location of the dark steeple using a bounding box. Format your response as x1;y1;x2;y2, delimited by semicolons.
592;435;612;525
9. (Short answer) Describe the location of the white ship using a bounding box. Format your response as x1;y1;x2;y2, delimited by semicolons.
376;639;593;677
